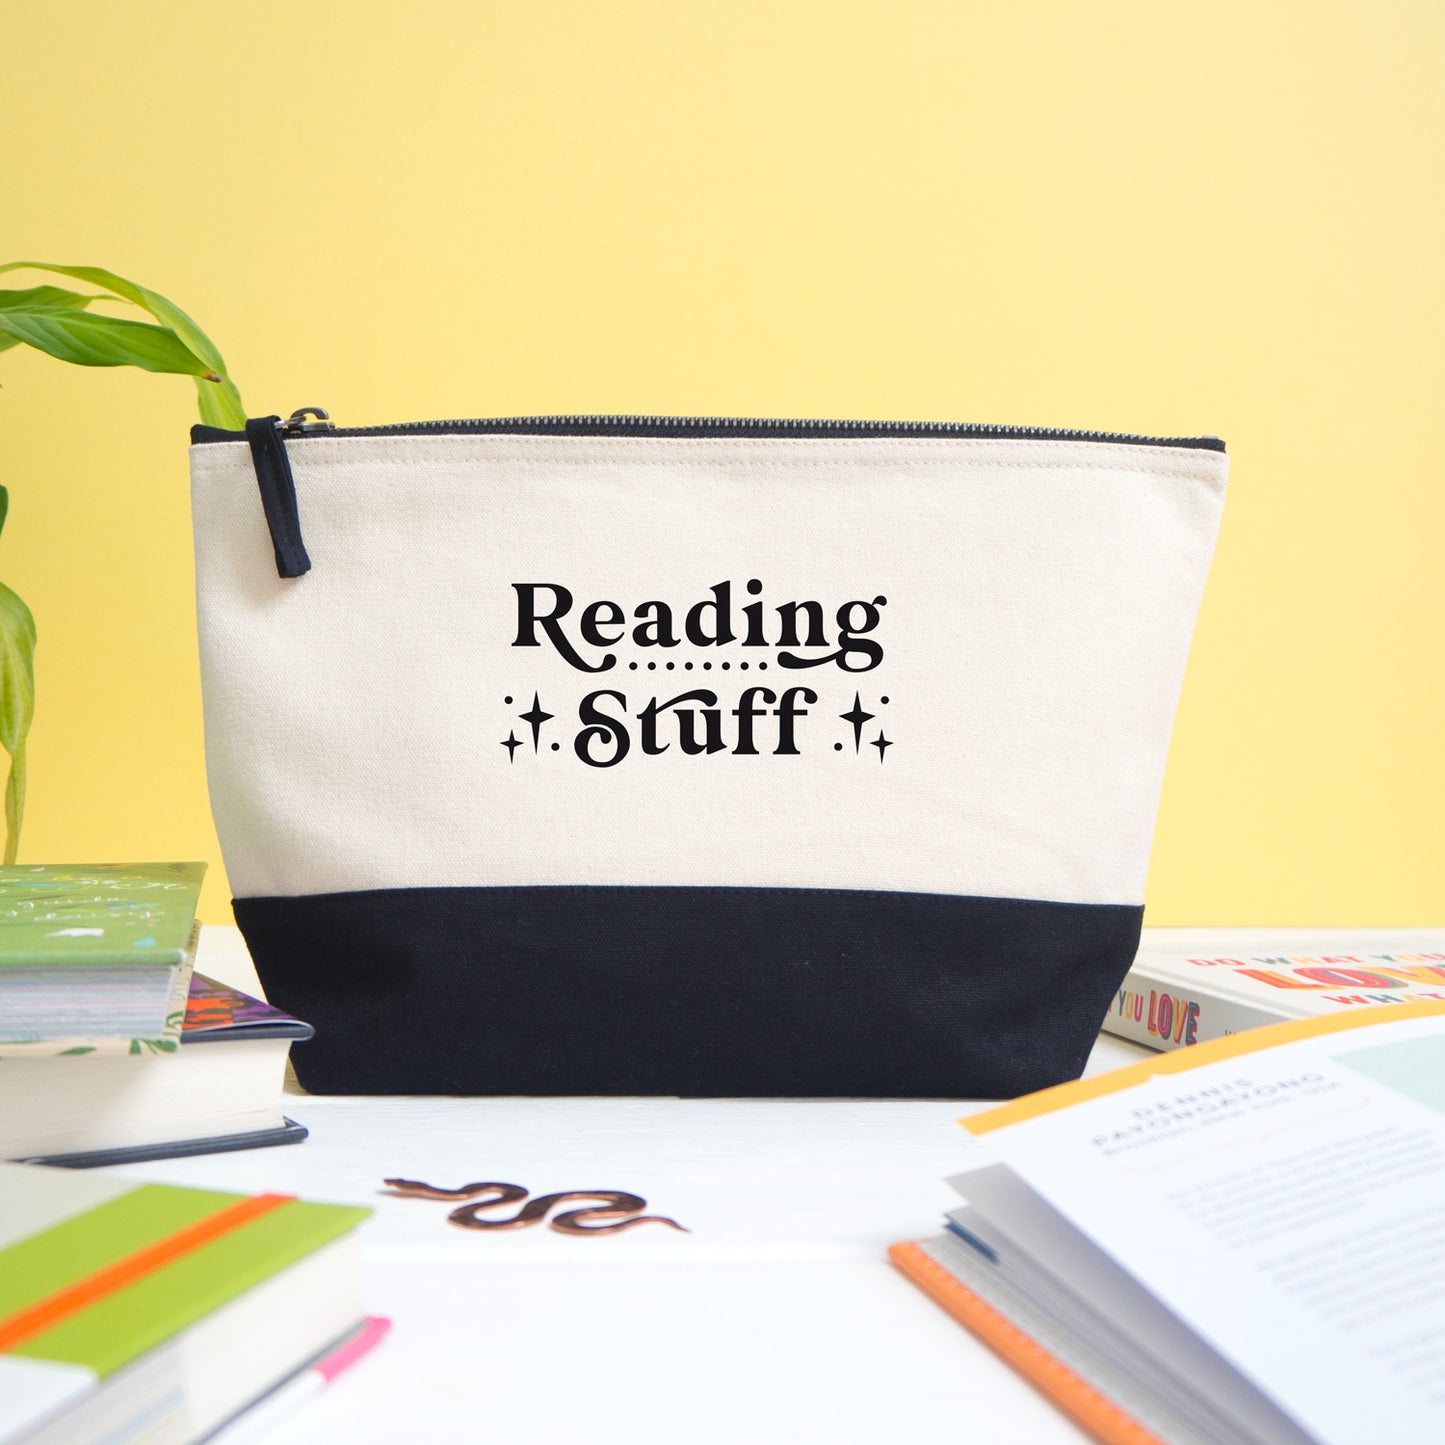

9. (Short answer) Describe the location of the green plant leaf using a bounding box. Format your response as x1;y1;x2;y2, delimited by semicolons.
0;566;36;866
0;284;106;354
0;262;247;420
195;373;247;430
0;308;219;377
0;266;245;861
0;285;107;311
0;582;36;755
3;745;25;868
0;262;230;377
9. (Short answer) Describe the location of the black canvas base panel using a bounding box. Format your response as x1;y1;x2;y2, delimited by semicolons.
232;887;1144;1100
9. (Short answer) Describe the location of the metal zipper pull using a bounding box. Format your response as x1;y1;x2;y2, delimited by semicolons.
245;416;312;578
278;406;334;436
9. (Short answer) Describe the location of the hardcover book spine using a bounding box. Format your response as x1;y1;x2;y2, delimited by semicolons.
1101;967;1289;1052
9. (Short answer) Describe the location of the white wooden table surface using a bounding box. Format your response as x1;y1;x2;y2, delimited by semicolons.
106;926;1434;1443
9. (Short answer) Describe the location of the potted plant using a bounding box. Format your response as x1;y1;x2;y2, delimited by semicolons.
0;262;245;862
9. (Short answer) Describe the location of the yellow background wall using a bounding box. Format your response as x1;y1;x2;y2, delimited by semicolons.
3;2;1441;925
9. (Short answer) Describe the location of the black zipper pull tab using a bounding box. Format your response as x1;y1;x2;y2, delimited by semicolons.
245;415;313;578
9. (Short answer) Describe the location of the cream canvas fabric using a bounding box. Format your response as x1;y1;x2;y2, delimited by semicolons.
189;418;1226;1098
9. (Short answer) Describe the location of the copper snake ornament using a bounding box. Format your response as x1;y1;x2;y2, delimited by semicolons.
382;1178;689;1235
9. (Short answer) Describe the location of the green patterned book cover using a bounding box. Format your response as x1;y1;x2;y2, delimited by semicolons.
0;866;206;1047
0;864;206;967
0;922;199;1056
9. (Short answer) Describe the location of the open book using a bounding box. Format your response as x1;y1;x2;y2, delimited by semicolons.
892;1003;1445;1445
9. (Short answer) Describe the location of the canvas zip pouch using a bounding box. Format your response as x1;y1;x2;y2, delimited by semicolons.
188;411;1227;1098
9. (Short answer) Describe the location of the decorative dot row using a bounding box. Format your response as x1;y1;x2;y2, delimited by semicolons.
628;659;768;671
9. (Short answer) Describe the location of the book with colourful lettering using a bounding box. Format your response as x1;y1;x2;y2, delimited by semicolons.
891;1002;1445;1445
0;1162;374;1444
2;974;314;1168
0;863;206;1049
1101;932;1445;1052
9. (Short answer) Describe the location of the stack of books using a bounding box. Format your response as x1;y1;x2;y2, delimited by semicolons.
892;1002;1445;1445
0;864;313;1165
0;1161;383;1443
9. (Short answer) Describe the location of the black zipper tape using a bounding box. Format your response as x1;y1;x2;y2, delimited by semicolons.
243;417;312;579
194;414;1226;452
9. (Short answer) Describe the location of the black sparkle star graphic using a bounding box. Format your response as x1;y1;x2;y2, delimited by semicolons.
840;692;875;753
870;731;893;763
519;692;554;752
501;731;522;762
